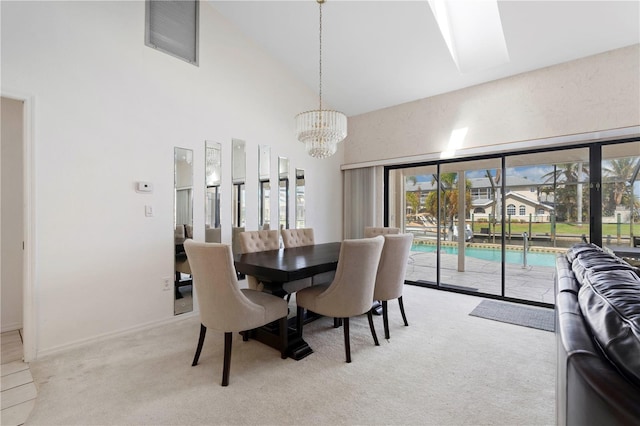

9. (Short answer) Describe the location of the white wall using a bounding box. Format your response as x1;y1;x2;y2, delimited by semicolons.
1;96;24;332
344;44;640;166
1;1;343;356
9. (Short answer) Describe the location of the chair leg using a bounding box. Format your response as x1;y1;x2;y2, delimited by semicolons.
192;324;206;366
399;296;409;326
367;310;379;346
333;317;342;328
286;293;292;303
222;332;232;386
382;300;390;340
279;316;288;359
296;306;305;338
343;318;351;363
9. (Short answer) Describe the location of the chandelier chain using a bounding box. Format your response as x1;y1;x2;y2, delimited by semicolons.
318;0;323;113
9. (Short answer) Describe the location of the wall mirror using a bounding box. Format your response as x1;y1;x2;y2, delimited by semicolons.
295;168;305;228
232;139;246;256
205;141;222;243
259;145;271;230
278;156;289;230
174;147;193;315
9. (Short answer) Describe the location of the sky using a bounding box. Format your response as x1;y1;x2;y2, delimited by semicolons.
467;166;552;182
413;164;640;194
415;166;555;183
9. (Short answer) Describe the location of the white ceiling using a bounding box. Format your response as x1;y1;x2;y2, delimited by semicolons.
210;1;640;117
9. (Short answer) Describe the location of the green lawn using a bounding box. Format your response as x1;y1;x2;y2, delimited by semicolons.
470;221;638;237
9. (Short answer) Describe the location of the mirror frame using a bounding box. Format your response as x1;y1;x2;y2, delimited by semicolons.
174;146;194;315
232;139;246;260
295;168;305;228
205;141;222;242
259;145;271;230
232;139;246;229
278;156;289;230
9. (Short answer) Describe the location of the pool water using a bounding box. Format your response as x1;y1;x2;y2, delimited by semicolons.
411;244;557;267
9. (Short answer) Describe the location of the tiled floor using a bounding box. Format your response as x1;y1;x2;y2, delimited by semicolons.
1;330;36;426
405;246;558;304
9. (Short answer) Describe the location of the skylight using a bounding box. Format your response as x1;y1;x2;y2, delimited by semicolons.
428;0;510;73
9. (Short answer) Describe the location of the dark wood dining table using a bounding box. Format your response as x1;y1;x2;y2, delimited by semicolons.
233;242;341;360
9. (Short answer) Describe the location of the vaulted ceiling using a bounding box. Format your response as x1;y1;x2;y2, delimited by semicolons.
210;1;640;117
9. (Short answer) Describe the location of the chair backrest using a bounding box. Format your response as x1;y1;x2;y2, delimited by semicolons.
364;226;400;238
373;233;414;301
239;230;279;254
231;227;245;255
316;236;384;317
281;228;315;248
175;225;186;243
205;227;221;243
183;240;266;332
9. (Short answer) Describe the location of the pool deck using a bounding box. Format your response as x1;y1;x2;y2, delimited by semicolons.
405;245;559;305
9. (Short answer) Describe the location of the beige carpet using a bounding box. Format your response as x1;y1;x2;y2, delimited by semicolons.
26;286;556;425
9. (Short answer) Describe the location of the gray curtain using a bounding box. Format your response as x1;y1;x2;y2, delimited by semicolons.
343;167;377;239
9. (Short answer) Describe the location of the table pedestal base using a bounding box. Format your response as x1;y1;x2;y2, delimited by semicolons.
245;311;323;360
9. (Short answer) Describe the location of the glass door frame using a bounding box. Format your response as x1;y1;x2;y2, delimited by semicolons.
384;136;639;308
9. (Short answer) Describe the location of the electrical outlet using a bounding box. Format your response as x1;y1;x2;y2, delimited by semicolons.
162;277;171;291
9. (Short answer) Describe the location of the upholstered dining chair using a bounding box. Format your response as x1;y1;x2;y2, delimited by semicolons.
373;233;414;340
279;228;320;296
238;230;280;291
281;228;315;248
295;236;384;363
183;240;288;386
364;226;400;238
204;226;221;243
231;227;245;255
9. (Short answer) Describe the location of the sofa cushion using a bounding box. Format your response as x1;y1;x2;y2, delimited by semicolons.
566;243;603;263
556;255;580;294
572;251;637;283
578;269;640;387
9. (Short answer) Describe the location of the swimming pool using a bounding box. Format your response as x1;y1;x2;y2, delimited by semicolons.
411;244;558;267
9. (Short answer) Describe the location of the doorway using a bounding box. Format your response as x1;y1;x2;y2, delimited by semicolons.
1;97;24;335
1;94;34;361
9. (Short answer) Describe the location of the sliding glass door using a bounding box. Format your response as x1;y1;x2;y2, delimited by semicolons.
601;141;640;251
504;148;589;304
390;165;438;285
385;138;639;307
440;159;502;295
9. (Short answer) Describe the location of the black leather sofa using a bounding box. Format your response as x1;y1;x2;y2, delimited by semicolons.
555;243;640;426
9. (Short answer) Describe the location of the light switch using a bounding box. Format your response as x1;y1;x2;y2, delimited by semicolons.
145;205;153;217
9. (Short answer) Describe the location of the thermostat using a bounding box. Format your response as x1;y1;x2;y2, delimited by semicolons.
136;181;153;193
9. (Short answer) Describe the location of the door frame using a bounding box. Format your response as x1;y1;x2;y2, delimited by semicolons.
2;91;36;361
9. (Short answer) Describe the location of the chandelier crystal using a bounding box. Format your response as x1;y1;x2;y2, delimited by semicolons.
295;0;347;159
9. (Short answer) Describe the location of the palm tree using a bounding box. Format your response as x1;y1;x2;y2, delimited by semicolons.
486;169;501;225
603;157;638;206
405;175;421;220
424;173;472;237
542;163;589;222
541;162;589;184
406;191;420;220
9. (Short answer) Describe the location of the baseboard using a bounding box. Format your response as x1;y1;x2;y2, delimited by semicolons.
1;321;23;334
36;311;199;359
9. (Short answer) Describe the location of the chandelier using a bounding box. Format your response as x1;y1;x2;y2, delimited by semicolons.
295;0;347;159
